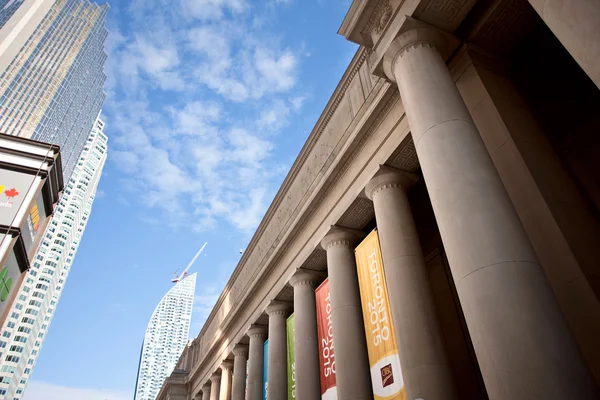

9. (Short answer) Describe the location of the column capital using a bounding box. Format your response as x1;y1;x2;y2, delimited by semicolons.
320;225;365;251
382;17;459;82
289;270;325;288
221;360;234;371
202;384;211;393
246;324;268;339
365;165;419;200
232;344;249;357
265;300;292;317
211;372;221;383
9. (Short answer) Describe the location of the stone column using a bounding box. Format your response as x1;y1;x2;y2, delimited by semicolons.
220;361;233;400
210;373;221;400
527;0;600;89
321;227;373;400
201;384;211;400
366;167;457;400
266;301;292;400
289;272;322;400
247;325;268;400
383;26;598;399
232;344;249;400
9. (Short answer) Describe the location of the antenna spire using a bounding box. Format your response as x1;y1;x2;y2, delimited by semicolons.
171;242;207;283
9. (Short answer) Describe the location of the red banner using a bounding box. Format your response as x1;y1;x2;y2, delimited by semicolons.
316;278;337;399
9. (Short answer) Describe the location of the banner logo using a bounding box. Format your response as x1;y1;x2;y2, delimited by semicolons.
0;186;19;209
381;364;394;388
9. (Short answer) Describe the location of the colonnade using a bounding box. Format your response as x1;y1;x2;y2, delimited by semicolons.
194;27;598;400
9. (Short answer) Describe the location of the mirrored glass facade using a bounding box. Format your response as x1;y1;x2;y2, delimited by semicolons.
0;0;25;29
0;0;108;180
134;275;197;400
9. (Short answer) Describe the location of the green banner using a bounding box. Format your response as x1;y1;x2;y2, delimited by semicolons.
287;314;296;400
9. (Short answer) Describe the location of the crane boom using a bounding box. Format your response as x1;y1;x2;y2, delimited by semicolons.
172;242;207;283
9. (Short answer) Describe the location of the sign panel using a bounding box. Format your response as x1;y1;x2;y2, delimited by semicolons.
0;234;21;319
315;278;337;400
287;314;296;400
0;169;38;227
263;339;269;400
355;229;405;400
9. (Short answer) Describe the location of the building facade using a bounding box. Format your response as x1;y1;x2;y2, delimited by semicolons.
0;0;108;180
135;273;197;400
157;1;600;400
0;117;107;399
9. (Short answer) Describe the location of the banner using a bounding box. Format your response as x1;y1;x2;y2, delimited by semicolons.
287;314;296;400
263;339;269;400
355;229;405;400
315;278;337;400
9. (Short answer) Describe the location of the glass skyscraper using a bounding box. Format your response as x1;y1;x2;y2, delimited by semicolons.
0;0;108;180
0;117;107;399
135;274;197;400
0;0;25;29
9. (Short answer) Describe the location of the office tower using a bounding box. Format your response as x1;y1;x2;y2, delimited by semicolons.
134;274;197;400
0;0;108;180
0;117;107;399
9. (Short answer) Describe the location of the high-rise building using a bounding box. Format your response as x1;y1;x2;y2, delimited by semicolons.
0;0;108;180
0;117;107;399
134;274;197;400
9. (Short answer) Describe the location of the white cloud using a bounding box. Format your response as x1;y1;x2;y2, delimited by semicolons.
181;0;248;21
171;101;222;135
186;24;298;102
104;0;305;233
257;99;291;131
23;381;130;400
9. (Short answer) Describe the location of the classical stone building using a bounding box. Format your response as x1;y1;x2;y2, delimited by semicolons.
157;0;600;399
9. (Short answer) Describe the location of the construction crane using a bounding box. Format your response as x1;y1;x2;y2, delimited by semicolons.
172;242;207;283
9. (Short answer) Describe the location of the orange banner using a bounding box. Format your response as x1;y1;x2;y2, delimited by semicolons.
355;229;405;400
315;278;337;400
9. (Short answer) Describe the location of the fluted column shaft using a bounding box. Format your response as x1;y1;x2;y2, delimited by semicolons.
290;273;322;400
220;362;233;400
366;168;457;400
247;325;267;400
232;345;249;400
201;384;211;400
266;301;291;400
321;228;373;400
210;374;221;400
384;27;598;399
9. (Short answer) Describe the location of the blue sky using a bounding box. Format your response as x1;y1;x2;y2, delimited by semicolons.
22;0;357;398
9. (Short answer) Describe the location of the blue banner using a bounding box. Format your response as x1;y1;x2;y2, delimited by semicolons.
263;339;269;400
